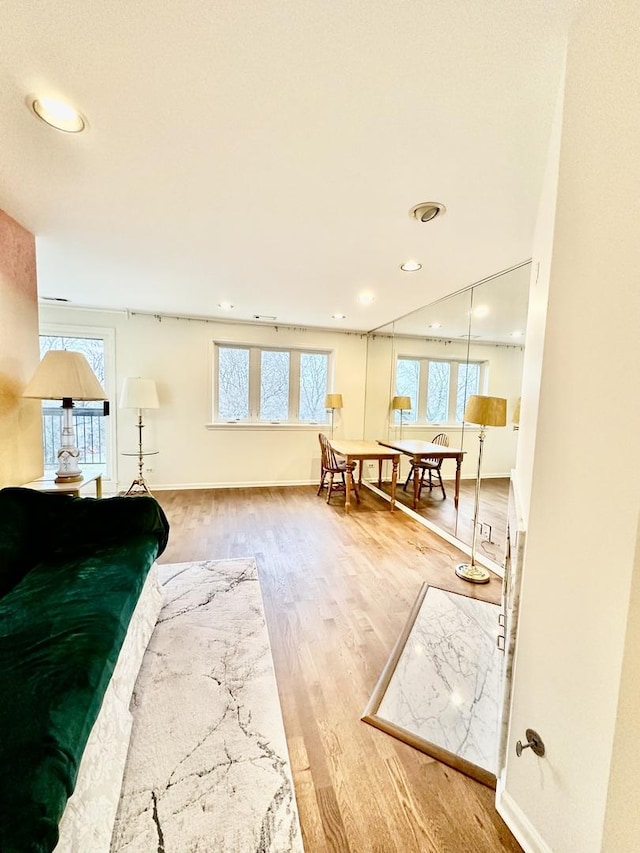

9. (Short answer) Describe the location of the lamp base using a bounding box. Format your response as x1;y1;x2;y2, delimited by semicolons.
55;473;83;484
455;562;491;584
124;477;153;497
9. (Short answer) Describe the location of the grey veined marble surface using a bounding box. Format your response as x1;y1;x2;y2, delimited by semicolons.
111;558;303;853
377;586;502;775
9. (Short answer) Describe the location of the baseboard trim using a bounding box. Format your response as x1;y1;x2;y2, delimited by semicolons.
149;480;318;491
495;781;553;853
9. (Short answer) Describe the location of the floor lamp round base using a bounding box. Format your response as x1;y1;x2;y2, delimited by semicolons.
455;562;491;584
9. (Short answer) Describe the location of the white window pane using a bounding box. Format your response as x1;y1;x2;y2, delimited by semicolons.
260;350;290;421
299;353;328;422
457;362;481;422
218;347;250;420
427;361;450;422
39;335;107;468
396;359;419;423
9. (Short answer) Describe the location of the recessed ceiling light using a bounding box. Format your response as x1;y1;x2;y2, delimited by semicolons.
358;292;375;305
400;260;422;272
409;201;446;223
472;305;490;318
332;313;346;320
510;330;523;338
218;302;234;310
428;322;442;329
30;96;86;133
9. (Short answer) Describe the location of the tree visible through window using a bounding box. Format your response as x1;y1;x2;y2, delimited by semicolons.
395;355;483;424
215;344;330;423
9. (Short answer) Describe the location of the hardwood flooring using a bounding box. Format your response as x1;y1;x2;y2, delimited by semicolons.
156;486;521;853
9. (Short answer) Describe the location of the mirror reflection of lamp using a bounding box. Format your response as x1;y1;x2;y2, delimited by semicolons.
455;395;507;584
22;350;107;483
512;397;521;431
391;396;412;438
325;393;343;438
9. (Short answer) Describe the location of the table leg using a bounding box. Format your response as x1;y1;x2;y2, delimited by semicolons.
359;460;364;488
96;475;102;499
413;460;421;509
454;456;462;509
345;460;355;513
378;459;383;488
390;458;398;511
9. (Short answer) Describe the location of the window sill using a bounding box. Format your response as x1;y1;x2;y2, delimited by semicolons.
206;422;329;431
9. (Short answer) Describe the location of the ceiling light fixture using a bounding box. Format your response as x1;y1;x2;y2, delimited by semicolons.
332;313;346;320
400;260;422;272
358;292;375;305
409;201;446;223
428;322;442;329
218;302;234;310
30;96;86;133
510;330;523;338
472;305;490;318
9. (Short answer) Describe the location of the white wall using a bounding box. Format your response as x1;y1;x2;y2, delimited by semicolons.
502;1;640;850
39;305;368;490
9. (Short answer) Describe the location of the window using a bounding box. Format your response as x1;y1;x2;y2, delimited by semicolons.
395;356;484;424
39;330;114;478
214;343;330;424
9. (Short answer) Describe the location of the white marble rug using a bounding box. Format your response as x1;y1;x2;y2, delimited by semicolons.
110;559;304;853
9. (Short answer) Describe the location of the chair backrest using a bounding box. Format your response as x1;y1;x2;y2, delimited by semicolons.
431;432;449;448
318;433;341;471
425;432;449;467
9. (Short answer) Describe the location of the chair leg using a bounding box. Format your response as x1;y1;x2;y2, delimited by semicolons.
327;472;334;503
436;469;446;499
417;467;426;500
317;469;326;496
403;464;414;491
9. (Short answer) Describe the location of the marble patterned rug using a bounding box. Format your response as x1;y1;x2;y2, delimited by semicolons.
110;558;304;853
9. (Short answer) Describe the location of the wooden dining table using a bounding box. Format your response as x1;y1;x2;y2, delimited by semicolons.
329;439;400;513
377;438;465;510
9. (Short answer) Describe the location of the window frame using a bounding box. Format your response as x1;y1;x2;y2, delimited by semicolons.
395;354;487;426
39;323;117;481
211;340;333;427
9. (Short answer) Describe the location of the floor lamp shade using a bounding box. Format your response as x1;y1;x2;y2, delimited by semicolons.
464;395;507;428
325;393;343;437
119;377;159;410
23;350;107;483
391;396;412;412
456;394;507;584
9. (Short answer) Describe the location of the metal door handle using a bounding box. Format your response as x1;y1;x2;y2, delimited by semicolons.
516;728;545;757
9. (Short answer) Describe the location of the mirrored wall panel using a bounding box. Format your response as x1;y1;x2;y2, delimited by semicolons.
363;262;530;568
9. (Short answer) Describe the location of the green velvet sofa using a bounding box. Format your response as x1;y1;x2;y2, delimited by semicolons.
0;487;169;853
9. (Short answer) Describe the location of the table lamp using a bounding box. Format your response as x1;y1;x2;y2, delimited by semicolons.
23;350;107;483
456;394;507;584
325;393;343;437
391;396;412;438
119;377;159;495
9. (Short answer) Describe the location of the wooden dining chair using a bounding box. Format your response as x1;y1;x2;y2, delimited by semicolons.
403;432;450;500
317;433;359;505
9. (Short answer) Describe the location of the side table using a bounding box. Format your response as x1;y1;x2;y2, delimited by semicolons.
22;473;102;498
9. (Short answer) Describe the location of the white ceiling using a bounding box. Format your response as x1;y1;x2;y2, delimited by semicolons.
0;1;575;332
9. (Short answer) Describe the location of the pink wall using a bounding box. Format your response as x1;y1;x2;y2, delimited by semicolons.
0;209;43;485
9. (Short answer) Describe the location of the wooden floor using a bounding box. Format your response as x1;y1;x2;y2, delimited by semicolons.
156;486;521;853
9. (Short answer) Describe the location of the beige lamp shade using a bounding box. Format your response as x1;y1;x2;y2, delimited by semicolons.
391;395;412;410
325;393;343;409
119;377;159;409
464;395;507;427
23;350;106;400
512;397;521;426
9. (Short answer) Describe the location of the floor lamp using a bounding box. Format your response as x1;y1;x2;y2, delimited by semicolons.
391;396;411;438
119;377;159;495
23;350;107;483
455;394;507;584
325;393;343;437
